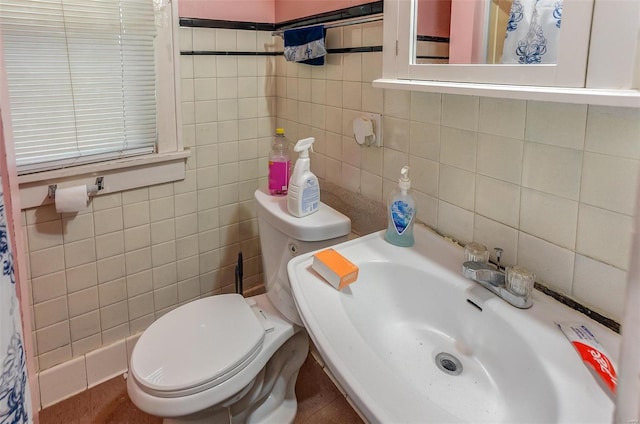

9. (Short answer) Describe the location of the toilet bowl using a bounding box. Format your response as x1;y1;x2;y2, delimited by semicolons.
127;187;351;423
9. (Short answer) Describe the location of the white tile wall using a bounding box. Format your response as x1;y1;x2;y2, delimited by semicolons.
409;121;439;160
31;272;66;304
85;340;127;387
384;90;410;119
343;25;362;48
68;288;98;318
525;101;587;149
475;176;520;228
581;152;638;215
408;156;438;197
383;116;410;152
519;188;578;249
216;29;237;51
440;127;477;171
38;333;142;407
476;133;523;184
573;255;628;322
576;204;633;270
438;201;474;244
441;94;479;131
438;165;475;211
192;27;216;51
25;27;272;390
26;19;640;407
522;142;583;200
517;232;575;295
478;97;526;139
39;356;86;408
270;18;640;325
473;215;518;266
585;106;640;158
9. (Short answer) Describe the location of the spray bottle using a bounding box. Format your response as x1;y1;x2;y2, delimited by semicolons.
287;137;319;217
384;166;416;247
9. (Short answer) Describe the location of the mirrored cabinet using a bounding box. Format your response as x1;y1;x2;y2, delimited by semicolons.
375;0;640;106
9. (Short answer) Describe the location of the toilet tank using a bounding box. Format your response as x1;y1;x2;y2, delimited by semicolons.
254;188;351;326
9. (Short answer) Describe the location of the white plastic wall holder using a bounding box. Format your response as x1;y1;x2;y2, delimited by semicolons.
353;116;374;145
353;113;383;147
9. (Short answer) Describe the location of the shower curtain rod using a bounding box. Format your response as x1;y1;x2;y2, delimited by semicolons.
272;15;383;37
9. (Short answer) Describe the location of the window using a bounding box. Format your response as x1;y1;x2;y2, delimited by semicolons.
1;0;158;174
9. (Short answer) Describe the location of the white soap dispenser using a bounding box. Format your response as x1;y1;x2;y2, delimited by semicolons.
287;137;320;217
384;166;416;247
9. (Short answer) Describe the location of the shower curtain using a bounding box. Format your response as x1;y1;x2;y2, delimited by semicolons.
0;174;30;423
502;0;563;64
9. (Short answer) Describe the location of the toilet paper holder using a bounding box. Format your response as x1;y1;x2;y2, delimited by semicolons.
48;177;104;199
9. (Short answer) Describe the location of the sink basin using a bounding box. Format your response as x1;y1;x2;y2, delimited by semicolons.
288;225;618;423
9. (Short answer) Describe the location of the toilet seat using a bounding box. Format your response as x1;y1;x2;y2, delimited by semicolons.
130;294;265;398
127;294;301;419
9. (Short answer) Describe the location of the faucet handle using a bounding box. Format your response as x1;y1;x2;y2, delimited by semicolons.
505;265;535;299
464;242;489;264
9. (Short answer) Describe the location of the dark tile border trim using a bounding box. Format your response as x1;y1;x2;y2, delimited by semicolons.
180;46;382;56
417;35;450;43
180;1;383;32
181;51;282;56
535;282;620;333
434;228;623;334
327;46;382;54
275;1;383;31
416;55;449;60
180;18;276;31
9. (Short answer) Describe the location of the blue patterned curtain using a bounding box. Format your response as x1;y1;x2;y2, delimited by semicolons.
0;175;31;424
502;0;563;64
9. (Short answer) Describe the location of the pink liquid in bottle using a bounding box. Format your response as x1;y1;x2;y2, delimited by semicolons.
268;159;290;195
268;128;290;195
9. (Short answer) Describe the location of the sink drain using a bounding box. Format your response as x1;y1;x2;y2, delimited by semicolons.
435;352;463;376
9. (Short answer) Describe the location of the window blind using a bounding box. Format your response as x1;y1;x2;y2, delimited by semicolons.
0;0;157;174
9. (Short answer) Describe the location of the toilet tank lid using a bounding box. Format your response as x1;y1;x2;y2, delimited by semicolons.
254;188;351;242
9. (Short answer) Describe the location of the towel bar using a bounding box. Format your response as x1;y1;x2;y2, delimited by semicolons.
272;15;382;37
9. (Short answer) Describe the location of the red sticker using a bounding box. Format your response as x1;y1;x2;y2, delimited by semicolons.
572;341;617;392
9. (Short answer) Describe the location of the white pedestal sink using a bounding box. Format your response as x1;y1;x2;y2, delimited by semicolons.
287;224;618;423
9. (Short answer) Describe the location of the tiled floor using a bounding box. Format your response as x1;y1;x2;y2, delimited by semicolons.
39;353;364;423
294;354;363;424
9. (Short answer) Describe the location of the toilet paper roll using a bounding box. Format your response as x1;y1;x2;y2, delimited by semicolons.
55;185;89;214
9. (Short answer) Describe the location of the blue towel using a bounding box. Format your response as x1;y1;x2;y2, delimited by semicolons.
283;25;327;66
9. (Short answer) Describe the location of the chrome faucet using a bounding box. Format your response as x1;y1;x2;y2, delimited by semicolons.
461;247;533;309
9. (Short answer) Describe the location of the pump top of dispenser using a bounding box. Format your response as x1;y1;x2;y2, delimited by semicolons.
276;128;285;136
399;166;411;192
294;137;315;157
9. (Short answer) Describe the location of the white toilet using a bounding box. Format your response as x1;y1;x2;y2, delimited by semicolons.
127;187;351;423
